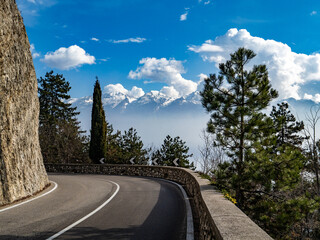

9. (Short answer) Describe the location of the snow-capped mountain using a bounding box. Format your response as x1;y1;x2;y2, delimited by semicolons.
70;89;320;161
71;90;204;122
70;90;208;159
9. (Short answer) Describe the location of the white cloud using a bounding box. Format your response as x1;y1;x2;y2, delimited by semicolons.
160;86;180;99
128;86;145;99
103;84;145;103
180;11;188;21
104;83;128;95
111;37;146;44
42;45;95;70
198;73;208;82
104;84;145;99
199;0;211;4
188;40;223;53
129;57;198;97
33;53;40;58
91;37;99;42
303;93;313;100
196;73;208;91
303;93;320;103
30;43;40;58
27;0;36;3
188;28;320;100
310;11;317;16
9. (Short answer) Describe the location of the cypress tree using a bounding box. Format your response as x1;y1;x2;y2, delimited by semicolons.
89;77;107;163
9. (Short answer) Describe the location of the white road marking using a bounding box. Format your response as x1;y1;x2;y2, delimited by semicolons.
46;180;120;240
160;179;194;240
0;181;58;213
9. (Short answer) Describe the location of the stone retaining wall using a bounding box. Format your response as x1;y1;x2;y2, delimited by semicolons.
45;164;272;240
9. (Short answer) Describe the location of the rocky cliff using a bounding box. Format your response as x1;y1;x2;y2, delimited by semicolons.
0;0;49;205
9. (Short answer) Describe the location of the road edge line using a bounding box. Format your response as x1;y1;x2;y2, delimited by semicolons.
46;180;120;240
0;181;58;213
160;179;194;240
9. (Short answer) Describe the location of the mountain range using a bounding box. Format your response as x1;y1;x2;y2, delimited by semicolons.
70;90;320;160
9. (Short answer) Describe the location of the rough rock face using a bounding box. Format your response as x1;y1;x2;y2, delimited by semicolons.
0;0;49;205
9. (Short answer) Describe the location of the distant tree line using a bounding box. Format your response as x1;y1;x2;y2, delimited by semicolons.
38;72;194;168
199;47;320;239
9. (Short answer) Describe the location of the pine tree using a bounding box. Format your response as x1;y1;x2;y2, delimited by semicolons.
270;102;305;148
38;71;89;163
153;135;194;168
201;47;278;207
119;128;148;165
202;48;318;238
243;143;312;239
38;71;78;125
105;122;122;163
89;77;107;163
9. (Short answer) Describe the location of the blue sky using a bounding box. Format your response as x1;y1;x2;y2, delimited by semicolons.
17;0;320;101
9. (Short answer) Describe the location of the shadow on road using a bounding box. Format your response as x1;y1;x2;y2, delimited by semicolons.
1;178;186;240
60;179;186;240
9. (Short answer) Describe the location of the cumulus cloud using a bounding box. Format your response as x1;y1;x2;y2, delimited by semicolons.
189;41;223;53
304;93;320;103
180;11;188;21
104;84;145;100
194;73;208;92
42;45;95;70
128;57;198;97
160;86;180;99
91;37;99;42
30;43;40;58
188;28;320;100
128;86;145;99
111;37;146;44
198;73;208;82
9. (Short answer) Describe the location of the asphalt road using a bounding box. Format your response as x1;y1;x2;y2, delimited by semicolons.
0;174;187;240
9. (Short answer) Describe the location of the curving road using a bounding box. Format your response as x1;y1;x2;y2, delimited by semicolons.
0;174;188;240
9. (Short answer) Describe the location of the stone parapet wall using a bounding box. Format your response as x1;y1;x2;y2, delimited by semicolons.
45;164;272;240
